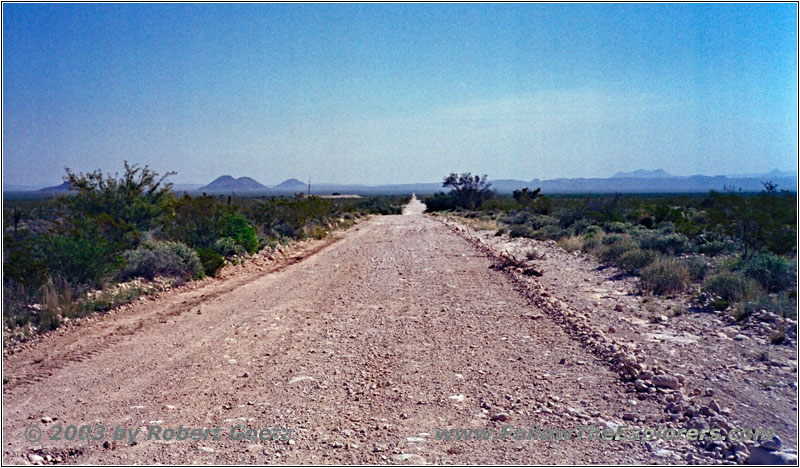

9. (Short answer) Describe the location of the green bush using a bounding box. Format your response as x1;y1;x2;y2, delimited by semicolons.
221;212;258;254
640;258;690;295
617;249;658;273
703;272;760;302
44;223;123;287
120;241;203;280
741;253;795;292
197;248;225;277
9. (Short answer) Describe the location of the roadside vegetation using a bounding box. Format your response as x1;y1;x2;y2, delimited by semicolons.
3;162;408;336
426;173;797;331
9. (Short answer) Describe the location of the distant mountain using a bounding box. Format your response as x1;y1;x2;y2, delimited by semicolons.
26;168;792;199
38;182;72;193
613;169;671;178
528;173;797;194
727;168;796;179
272;178;307;192
198;176;268;192
171;183;202;192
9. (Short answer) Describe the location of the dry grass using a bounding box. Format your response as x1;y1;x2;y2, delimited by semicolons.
557;235;584;252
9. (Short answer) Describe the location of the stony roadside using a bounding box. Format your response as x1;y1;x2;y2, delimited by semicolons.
438;214;798;465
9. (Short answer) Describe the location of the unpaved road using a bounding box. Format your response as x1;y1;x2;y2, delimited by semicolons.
5;197;669;464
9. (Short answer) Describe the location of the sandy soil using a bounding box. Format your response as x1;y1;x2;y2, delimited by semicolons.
1;197;792;464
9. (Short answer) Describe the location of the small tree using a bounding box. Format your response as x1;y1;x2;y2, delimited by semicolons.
512;187;541;209
63;161;175;249
442;172;494;209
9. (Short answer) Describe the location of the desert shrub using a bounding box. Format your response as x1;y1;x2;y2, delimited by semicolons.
3;229;48;295
604;221;629;233
306;224;328;240
741;253;795;292
213;237;245;258
712;298;730;311
509;225;535;238
639;232;693;255
557;236;583;252
638;216;655;229
617;249;658;273
197;247;225;277
602;234;625;246
703;272;760;303
44;223;123;287
640;258;690;295
581;236;602;254
683;256;711;282
532;225;564;240
501;211;529;225
120;241;203;280
739;293;798;321
598;237;638;265
570;218;590;235
423;192;457;212
527;215;559;230
658;222;676;234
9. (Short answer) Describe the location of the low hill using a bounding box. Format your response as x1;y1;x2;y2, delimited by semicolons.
272;178;307;192
38;182;72;193
198;176;268;192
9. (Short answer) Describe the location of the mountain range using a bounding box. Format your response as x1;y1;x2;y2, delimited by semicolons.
10;169;797;196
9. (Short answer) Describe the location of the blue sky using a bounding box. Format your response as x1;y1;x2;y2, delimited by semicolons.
3;3;797;186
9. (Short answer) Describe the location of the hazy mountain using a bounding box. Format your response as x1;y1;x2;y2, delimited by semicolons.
198;176;268;192
171;183;203;192
272;178;308;192
38;182;72;193
17;169;796;198
613;169;671;178
726;168;796;179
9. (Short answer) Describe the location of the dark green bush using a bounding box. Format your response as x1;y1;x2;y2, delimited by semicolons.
44;224;122;287
220;212;258;254
197;248;225;277
638;216;655;229
640;258;690;295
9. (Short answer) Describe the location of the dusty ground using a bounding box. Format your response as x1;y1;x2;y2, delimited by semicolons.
1;197;794;464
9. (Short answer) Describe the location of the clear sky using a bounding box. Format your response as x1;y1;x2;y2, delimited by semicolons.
3;3;797;186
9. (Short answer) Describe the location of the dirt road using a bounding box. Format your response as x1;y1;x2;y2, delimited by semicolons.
5;197;668;464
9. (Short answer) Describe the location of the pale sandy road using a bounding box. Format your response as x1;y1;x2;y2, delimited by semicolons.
3;205;661;465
